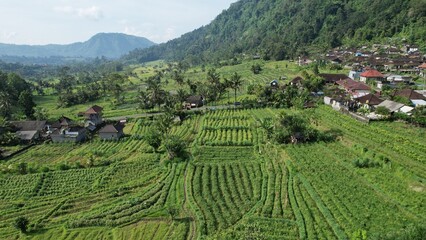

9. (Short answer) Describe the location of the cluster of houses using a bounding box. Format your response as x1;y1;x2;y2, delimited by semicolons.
296;43;426;119
323;44;425;75
272;54;426;119
10;105;125;143
319;68;426;118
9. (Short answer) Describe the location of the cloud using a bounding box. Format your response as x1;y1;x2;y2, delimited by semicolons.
2;31;17;40
164;27;176;41
77;6;103;20
0;31;18;43
122;20;176;43
54;5;104;21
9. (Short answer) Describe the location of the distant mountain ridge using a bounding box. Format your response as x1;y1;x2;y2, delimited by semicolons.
0;33;156;59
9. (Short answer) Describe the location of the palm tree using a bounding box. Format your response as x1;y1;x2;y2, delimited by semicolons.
146;76;166;110
228;72;243;103
0;92;12;119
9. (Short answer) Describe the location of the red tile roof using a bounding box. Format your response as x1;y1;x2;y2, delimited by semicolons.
360;69;384;78
419;63;426;69
336;78;371;91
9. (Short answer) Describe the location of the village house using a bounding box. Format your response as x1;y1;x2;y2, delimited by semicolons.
50;126;87;143
186;95;204;108
415;90;426;98
393;89;426;107
99;123;125;140
360;69;384;83
336;78;371;98
270;79;279;89
419;63;426;77
79;105;103;131
354;93;384;110
377;100;405;113
46;116;73;134
319;73;349;85
402;45;419;54
10;121;46;142
290;76;304;87
383;74;412;84
297;57;313;66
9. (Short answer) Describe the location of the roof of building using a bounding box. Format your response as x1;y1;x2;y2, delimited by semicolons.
99;124;124;133
411;99;426;106
377;100;404;112
51;116;73;129
419;63;426;69
336;78;371;91
360;69;384;78
290;76;303;84
186;95;203;103
393;89;426;100
10;121;46;131
355;93;384;106
318;73;348;83
16;130;38;140
400;106;414;113
60;116;72;126
68;126;86;132
85;105;103;114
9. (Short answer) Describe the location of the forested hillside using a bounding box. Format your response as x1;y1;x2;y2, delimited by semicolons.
125;0;426;64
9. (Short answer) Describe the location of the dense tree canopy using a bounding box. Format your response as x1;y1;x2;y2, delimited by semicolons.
0;71;35;119
125;0;426;65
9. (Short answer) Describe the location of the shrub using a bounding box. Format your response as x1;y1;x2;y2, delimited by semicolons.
352;158;381;168
13;216;29;233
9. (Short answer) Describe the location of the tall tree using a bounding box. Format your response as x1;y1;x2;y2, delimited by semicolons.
274;112;319;144
108;73;126;105
206;68;226;105
171;70;184;85
146;75;166;110
18;90;36;119
56;67;74;94
0;91;12;119
137;88;153;110
227;72;244;103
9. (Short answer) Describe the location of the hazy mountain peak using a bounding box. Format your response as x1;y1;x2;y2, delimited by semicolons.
0;33;156;60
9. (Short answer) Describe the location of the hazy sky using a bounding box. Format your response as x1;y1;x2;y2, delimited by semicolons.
0;0;238;45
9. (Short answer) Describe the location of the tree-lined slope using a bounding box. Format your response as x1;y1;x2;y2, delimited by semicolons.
126;0;426;64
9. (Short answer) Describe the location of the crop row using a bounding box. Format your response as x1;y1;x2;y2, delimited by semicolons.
285;142;422;236
36;168;105;196
192;146;256;163
190;163;262;235
318;106;426;177
259;160;288;218
204;109;252;118
70;162;175;227
197;128;253;146
202;117;251;128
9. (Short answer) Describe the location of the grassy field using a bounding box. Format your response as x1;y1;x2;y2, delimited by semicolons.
1;105;425;239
